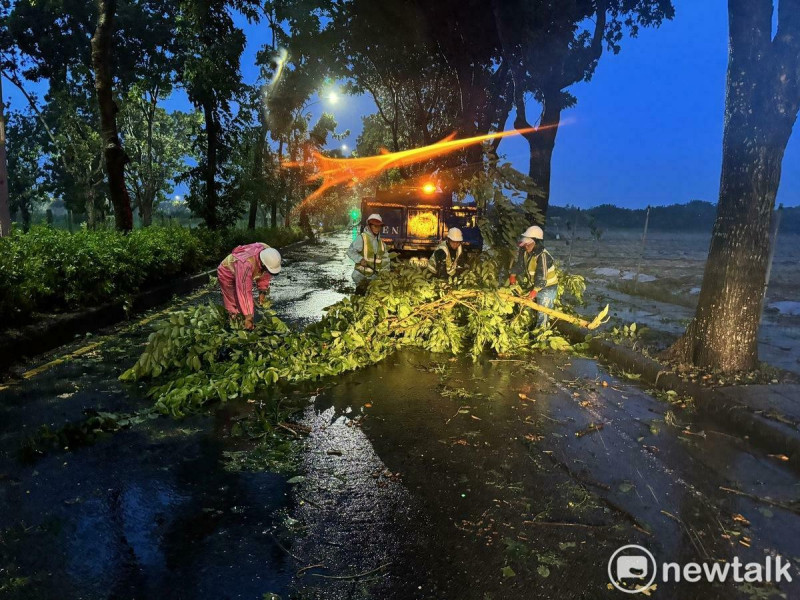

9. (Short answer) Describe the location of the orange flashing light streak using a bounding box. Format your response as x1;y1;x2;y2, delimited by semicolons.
285;127;542;208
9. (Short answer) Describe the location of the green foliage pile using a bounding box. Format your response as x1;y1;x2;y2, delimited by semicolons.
0;225;304;325
121;261;585;417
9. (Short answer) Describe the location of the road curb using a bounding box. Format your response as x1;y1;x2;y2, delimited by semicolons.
556;321;800;468
0;269;217;374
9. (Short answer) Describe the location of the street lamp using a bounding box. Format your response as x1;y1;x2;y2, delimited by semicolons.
305;91;342;111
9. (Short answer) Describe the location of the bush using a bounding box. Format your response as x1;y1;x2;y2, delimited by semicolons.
0;225;305;326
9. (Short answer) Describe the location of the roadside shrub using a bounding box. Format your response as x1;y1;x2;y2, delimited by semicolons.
0;225;305;327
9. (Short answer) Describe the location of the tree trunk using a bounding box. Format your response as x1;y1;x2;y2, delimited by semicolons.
298;205;313;240
91;0;133;232
145;90;157;227
20;202;31;232
273;138;283;228
202;99;219;229
0;76;11;237
522;86;562;223
141;191;154;227
248;121;268;230
86;188;98;230
247;190;259;230
665;0;800;373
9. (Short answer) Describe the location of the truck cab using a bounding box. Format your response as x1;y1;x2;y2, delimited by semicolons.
360;188;483;253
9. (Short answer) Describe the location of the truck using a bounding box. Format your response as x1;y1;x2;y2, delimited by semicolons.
358;187;483;254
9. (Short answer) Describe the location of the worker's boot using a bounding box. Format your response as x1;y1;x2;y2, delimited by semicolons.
355;279;371;296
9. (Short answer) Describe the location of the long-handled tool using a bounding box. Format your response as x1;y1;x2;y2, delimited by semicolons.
448;289;608;330
496;291;609;330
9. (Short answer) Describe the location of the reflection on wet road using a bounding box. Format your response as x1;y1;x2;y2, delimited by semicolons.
1;231;799;599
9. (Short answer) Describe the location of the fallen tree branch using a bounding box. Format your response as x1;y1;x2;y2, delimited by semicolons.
309;562;391;581
719;486;800;516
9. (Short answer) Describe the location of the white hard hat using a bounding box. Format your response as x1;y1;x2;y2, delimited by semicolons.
446;227;463;242
259;247;282;274
366;213;383;224
521;225;544;240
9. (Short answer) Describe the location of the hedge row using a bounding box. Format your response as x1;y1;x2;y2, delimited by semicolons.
0;225;305;326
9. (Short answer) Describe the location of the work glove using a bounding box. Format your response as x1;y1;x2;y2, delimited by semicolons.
528;289;538;300
244;315;255;330
258;292;267;306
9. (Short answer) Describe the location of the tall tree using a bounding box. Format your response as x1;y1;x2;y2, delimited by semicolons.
6;111;48;230
0;1;13;236
0;74;10;236
91;0;133;231
493;0;673;220
119;87;198;225
45;90;108;227
178;0;259;229
666;0;800;373
411;0;514;157
257;0;341;226
7;0;181;227
329;1;461;153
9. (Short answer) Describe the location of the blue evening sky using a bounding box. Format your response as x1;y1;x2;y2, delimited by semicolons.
5;0;799;208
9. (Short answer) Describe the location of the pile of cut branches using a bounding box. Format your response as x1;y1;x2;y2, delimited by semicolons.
121;260;603;416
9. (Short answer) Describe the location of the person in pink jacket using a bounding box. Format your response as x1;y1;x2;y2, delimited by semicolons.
217;243;282;329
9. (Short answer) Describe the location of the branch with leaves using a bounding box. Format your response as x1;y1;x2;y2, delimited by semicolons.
121;261;605;416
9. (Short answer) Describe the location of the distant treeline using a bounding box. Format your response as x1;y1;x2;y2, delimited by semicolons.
548;201;800;234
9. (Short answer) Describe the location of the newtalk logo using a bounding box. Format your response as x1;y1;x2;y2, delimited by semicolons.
608;545;793;594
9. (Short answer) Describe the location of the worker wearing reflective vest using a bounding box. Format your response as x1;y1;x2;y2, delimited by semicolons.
427;227;467;280
513;225;558;327
347;213;390;290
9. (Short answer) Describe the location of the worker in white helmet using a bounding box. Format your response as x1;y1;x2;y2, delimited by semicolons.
427;227;468;280
512;225;559;327
217;242;282;330
347;213;391;292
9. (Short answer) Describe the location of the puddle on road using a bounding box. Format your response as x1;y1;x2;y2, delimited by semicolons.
272;350;800;599
3;346;800;599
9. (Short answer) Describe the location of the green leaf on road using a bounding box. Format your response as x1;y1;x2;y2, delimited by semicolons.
618;482;634;493
537;565;551;578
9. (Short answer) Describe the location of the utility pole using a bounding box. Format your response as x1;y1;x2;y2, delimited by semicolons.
633;205;650;291
0;74;12;237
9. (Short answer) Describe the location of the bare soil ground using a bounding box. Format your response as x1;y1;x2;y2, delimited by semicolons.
548;229;800;375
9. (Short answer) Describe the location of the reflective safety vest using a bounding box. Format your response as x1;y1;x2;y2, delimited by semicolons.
427;242;464;278
355;232;387;276
522;247;558;290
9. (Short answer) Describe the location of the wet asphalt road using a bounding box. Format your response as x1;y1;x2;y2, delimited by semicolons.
1;230;799;600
